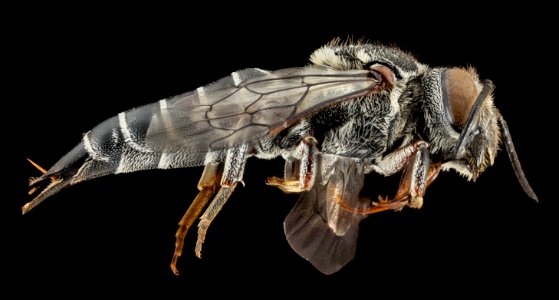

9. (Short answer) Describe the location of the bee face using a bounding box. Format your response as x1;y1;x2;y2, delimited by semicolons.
422;67;500;180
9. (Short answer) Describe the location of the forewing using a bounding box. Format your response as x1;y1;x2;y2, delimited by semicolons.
144;68;378;152
284;155;369;274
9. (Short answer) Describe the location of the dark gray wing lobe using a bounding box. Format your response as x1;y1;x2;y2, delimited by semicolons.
284;155;369;274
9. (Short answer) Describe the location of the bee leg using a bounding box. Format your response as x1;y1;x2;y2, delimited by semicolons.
266;136;318;193
391;160;441;209
335;141;441;214
195;144;248;259
379;141;441;209
170;163;222;276
365;141;427;176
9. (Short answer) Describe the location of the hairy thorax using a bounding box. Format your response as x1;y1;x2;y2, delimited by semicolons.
310;91;399;159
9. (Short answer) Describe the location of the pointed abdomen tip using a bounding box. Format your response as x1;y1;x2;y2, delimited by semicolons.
22;203;30;215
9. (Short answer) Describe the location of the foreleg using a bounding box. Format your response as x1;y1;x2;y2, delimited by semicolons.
336;141;441;214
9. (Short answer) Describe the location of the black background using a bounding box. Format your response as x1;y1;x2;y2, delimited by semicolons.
8;5;555;297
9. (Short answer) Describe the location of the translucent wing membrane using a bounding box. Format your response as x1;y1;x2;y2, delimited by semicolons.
145;68;377;152
284;155;369;274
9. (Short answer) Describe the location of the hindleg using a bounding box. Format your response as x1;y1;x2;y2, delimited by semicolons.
170;144;248;275
195;144;248;258
170;163;222;275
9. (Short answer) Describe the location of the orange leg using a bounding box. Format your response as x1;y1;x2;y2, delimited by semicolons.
170;163;222;275
171;144;248;275
335;141;442;215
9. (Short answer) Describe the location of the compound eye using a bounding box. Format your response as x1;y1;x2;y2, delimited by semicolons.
441;68;479;131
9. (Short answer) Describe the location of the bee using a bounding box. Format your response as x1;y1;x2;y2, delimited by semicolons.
23;39;537;275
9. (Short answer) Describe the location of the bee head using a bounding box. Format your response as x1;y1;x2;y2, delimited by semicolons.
423;68;500;180
423;67;537;200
